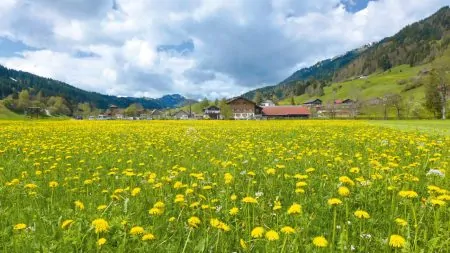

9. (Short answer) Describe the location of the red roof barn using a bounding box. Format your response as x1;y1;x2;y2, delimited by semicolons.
262;106;310;118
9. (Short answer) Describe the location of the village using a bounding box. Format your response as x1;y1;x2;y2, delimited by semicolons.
90;97;357;120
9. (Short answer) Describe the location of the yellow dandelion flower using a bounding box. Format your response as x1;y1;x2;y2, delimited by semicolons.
224;173;233;184
339;176;355;186
398;190;418;199
97;238;106;246
287;203;302;215
240;239;248;250
327;198;343;206
273;200;282;211
61;219;74;229
142;233;156;241
149;207;163;215
389;234;406;248
265;230;279;241
74;200;85;210
354;210;370;219
131;187;141;196
430;199;446;207
13;223;27;230
229;207;239;215
130;226;145;235
91;218;109;233
312;236;328;248
281;226;295;234
394;218;408;227
251;227;265;238
266;168;276;175
97;205;107;211
231;194;237;201
188;216;201;228
338;186;350;197
49;181;58;188
242;196;258;204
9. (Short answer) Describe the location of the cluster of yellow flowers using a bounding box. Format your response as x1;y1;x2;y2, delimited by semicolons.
1;120;448;252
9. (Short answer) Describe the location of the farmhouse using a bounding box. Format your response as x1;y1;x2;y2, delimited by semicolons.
173;110;189;120
260;99;276;107
149;109;164;119
303;98;322;105
226;97;262;120
262;106;310;118
203;105;221;119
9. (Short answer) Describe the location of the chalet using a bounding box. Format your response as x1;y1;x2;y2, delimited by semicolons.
303;98;322;105
226;97;262;120
203;105;221;119
262;106;310;118
173;110;189;120
149;109;164;119
260;100;275;107
105;105;119;117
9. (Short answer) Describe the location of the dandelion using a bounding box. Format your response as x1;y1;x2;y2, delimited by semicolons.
61;219;74;229
328;198;343;206
49;181;58;188
265;230;279;241
312;236;328;247
131;187;141;196
394;218;408;226
338;186;350;197
91;218;109;233
339;176;355;186
130;226;145;235
389;234;406;248
430;199;446;207
398;190;418;199
287;203;302;215
242;196;258;204
149;207;163;215
97;238;106;246
231;194;237;201
142;233;156;241
354;210;370;219
281;226;295;234
251;227;265;238
13;223;27;230
74;200;85;210
273;200;282;211
224;173;233;184
240;239;248;250
188;216;201;228
97;205;107;211
153;201;165;209
229;207;239;215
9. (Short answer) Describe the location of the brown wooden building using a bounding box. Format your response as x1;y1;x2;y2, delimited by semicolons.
226;97;262;120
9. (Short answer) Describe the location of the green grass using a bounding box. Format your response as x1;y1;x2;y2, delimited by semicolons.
368;120;450;136
0;103;24;119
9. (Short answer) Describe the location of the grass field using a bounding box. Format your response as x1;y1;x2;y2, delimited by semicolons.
0;103;23;120
0;120;448;252
370;120;450;136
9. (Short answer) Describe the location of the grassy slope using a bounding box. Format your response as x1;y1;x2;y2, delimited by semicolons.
280;64;429;105
369;120;450;136
0;102;23;119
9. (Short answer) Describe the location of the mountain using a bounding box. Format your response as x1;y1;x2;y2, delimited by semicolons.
242;6;450;101
0;65;192;109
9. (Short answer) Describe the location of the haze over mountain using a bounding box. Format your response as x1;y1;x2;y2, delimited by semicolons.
0;0;449;99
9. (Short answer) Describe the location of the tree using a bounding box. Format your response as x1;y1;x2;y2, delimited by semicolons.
77;102;91;117
290;96;295;105
388;94;404;119
18;89;30;111
254;91;263;105
219;98;232;119
214;98;219;106
199;98;210;110
271;94;279;105
47;96;71;115
124;103;143;117
426;58;449;119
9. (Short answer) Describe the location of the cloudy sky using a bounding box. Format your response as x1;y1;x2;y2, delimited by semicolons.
0;0;448;99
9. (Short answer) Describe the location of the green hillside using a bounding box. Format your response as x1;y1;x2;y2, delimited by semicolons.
0;102;23;119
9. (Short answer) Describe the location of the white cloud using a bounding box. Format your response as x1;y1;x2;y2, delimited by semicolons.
0;0;448;99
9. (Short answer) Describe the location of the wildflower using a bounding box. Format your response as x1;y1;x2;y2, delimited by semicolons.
339;176;355;186
142;233;156;241
229;207;239;215
394;218;408;227
328;198;343;206
242;196;258;204
312;236;328;247
61;219;74;229
281;226;295;234
354;210;370;219
169;217;176;222
224;173;233;184
174;194;185;203
131;187;141;196
231;194;237;201
426;169;445;177
430;199;446;207
188;216;201;228
97;205;107;211
273;200;282;211
49;181;59;188
251;227;265;238
74;200;85;210
240;239;248;249
398;190;418;199
13;223;27;230
265;230;279;241
149;207;163;215
338;186;350;197
130;226;145;235
153;201;165;209
210;219;230;231
389;234;406;248
287;203;302;215
97;238;106;246
266;168;276;175
91;218;109;233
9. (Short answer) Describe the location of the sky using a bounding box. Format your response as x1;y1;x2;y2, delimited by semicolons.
0;0;448;99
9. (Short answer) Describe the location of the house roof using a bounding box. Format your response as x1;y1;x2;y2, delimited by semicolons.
303;98;322;104
204;105;220;110
226;96;262;108
262;106;310;116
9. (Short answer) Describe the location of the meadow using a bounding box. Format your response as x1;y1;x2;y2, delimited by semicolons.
0;120;448;252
